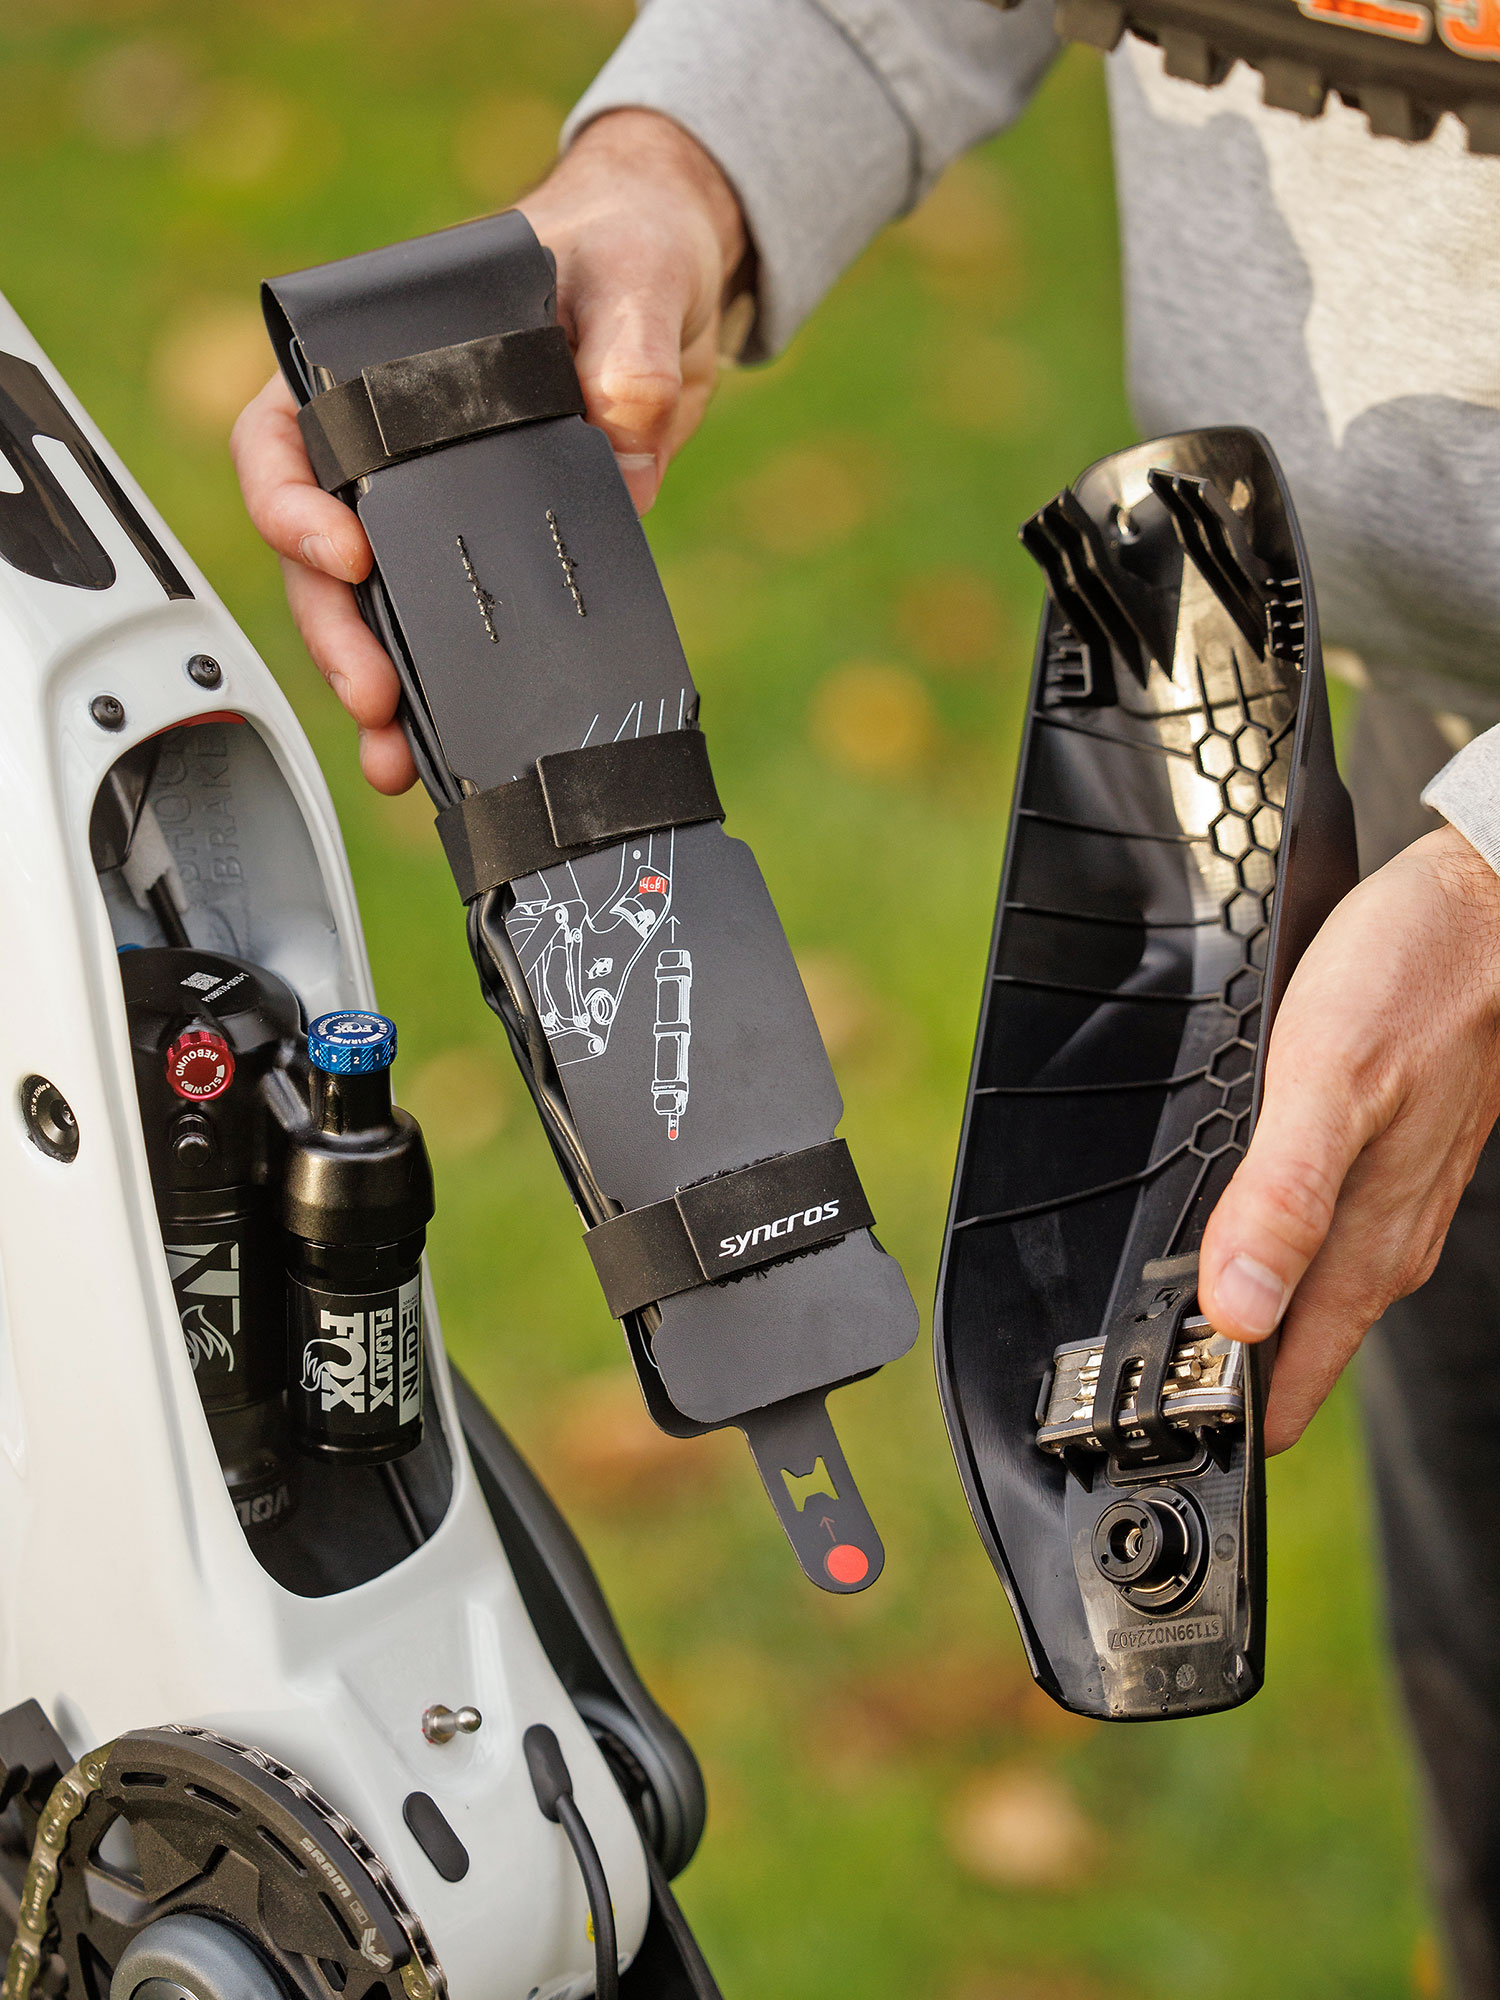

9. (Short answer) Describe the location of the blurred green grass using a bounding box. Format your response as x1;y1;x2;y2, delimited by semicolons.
0;5;1426;1994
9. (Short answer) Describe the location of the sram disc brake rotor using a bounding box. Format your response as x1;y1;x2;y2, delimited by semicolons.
8;1728;442;2000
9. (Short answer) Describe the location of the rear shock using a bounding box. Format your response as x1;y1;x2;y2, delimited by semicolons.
120;946;304;1535
284;1011;434;1467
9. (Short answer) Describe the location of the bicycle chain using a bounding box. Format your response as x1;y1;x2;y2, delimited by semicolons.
2;1738;112;2000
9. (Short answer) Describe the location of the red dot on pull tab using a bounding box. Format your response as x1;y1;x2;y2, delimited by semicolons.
166;1029;235;1101
824;1542;869;1586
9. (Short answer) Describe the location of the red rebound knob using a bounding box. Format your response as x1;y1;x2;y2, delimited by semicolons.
165;1028;235;1101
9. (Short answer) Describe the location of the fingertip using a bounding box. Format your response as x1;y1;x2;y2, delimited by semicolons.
573;313;681;462
613;450;661;515
1203;1251;1291;1343
230;370;295;449
298;529;371;585
1199;1141;1340;1345
1261;1397;1311;1457
359;724;419;795
236;381;375;576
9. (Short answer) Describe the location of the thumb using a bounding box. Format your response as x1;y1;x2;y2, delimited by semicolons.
568;274;692;515
1198;1033;1371;1344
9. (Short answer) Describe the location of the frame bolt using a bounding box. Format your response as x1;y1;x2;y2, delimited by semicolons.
186;653;223;690
422;1704;482;1745
89;694;125;731
21;1075;78;1163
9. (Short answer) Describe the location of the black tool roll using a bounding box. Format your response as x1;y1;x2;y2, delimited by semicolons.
263;213;917;1591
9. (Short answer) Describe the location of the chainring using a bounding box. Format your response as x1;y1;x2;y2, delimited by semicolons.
10;1728;442;2000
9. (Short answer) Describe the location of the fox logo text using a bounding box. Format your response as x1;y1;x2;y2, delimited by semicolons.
298;1280;423;1427
181;1302;234;1373
719;1200;840;1262
302;1313;370;1413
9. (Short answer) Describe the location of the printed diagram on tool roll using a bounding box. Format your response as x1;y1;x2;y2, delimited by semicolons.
508;699;694;1141
653;949;692;1140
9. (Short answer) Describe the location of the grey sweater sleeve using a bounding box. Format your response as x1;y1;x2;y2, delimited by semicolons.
561;0;1058;359
1423;733;1500;879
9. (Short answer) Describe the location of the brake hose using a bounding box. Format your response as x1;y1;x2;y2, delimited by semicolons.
523;1725;619;2000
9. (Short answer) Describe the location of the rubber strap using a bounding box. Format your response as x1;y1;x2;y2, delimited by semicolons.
1091;1253;1202;1466
435;730;723;901
298;325;585;489
585;1141;874;1319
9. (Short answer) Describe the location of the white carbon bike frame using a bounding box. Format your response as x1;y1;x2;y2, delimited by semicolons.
0;292;650;2000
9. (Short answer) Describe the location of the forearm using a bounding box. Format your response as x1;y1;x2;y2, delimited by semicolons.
562;0;1060;358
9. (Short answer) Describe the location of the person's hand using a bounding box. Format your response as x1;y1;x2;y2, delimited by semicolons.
230;110;748;793
1198;821;1500;1452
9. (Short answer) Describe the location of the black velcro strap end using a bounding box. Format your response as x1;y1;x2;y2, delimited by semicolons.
435;730;723;902
300;381;386;491
585;1203;707;1322
299;324;585;489
584;1139;874;1319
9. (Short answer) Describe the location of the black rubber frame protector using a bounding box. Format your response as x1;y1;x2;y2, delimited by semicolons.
936;428;1357;1719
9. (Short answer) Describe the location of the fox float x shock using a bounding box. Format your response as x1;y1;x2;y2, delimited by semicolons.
938;429;1358;1719
285;1012;434;1466
262;217;919;1593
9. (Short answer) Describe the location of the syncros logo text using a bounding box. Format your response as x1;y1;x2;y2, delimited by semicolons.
719;1200;840;1261
1299;0;1500;56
